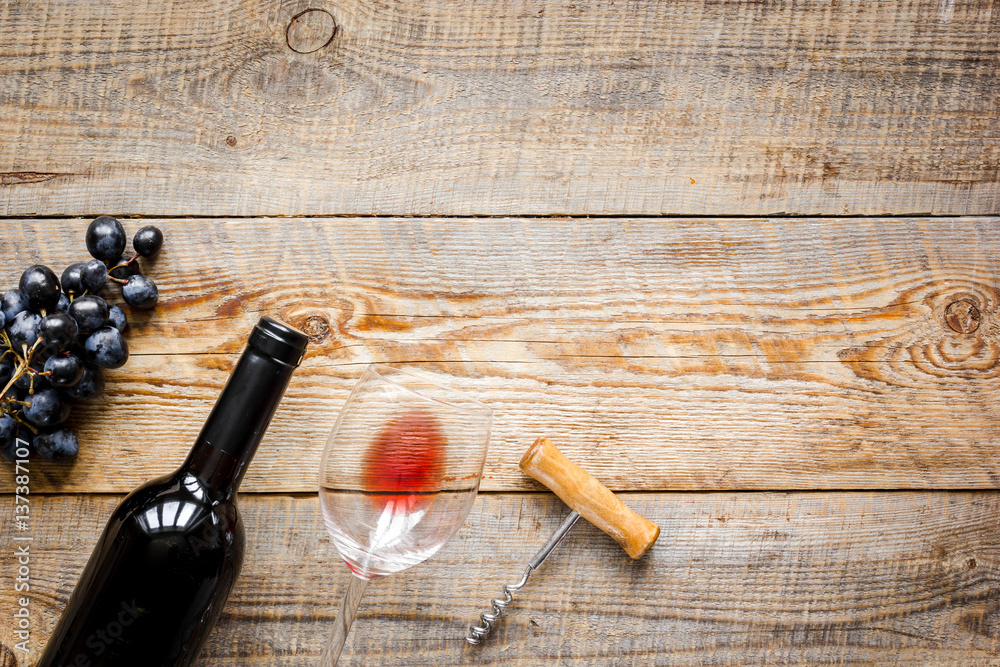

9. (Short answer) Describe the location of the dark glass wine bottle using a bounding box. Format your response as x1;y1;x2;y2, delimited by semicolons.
37;316;308;667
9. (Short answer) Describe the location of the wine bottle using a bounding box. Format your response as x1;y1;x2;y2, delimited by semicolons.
37;316;309;667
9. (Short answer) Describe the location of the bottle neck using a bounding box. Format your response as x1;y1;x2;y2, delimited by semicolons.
182;442;249;498
181;343;298;497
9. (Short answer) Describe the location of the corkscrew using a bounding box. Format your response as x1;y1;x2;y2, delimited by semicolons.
466;437;661;645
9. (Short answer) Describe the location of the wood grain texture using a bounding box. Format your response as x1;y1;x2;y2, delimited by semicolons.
1;0;998;217
1;492;999;666
0;217;997;493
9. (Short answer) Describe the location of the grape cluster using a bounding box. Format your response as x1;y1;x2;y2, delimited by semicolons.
0;217;164;463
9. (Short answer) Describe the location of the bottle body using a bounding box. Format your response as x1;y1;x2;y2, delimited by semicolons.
37;316;308;667
38;465;244;666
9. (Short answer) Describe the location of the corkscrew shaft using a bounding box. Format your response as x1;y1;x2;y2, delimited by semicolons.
466;511;581;644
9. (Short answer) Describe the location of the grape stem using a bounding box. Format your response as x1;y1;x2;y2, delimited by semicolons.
23;340;40;368
25;341;42;394
0;361;26;406
12;412;38;436
107;253;140;285
0;331;15;357
0;339;41;401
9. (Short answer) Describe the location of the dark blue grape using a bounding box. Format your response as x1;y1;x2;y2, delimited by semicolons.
4;381;27;402
65;364;104;400
33;428;79;463
68;295;109;332
85;327;129;369
38;312;79;350
0;439;16;462
61;263;87;297
0;413;14;436
81;259;109;292
107;305;128;332
1;289;29;324
86;216;127;261
0;356;14;387
19;265;61;313
24;387;70;427
33;345;54;364
56;293;70;313
109;255;142;280
122;275;159;309
0;310;5;331
0;415;14;441
0;416;21;462
133;225;164;258
9;311;41;350
44;354;84;387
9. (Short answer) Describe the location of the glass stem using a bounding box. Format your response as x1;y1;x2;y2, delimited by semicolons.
321;573;369;666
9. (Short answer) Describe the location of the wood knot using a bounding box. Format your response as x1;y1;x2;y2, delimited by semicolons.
302;314;331;343
968;557;977;569
225;135;237;147
0;643;17;667
286;9;337;54
1;171;61;186
945;299;982;334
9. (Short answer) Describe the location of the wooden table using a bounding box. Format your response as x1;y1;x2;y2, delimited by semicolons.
1;1;998;665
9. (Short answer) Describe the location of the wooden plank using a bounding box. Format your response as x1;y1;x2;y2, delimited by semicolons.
0;0;997;217
0;217;997;493
1;492;999;666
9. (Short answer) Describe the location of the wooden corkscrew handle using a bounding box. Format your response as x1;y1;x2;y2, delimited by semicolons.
519;437;660;559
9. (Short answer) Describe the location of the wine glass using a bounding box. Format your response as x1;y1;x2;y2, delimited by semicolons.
318;364;492;665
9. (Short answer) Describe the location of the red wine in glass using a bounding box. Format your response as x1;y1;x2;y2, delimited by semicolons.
362;409;446;512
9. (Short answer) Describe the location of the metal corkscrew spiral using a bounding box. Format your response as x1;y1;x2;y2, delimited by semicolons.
466;511;581;644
